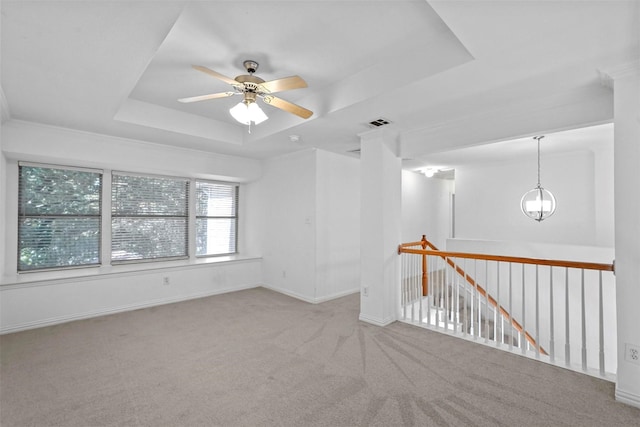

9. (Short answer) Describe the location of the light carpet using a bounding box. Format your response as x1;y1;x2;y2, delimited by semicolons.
1;287;639;426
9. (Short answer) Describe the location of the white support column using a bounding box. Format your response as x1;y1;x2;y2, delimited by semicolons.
359;128;402;326
606;60;640;409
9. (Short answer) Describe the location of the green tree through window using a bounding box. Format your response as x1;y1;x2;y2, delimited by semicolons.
196;181;238;256
111;173;189;262
18;165;102;271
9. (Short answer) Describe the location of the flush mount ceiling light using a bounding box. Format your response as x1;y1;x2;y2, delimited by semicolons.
520;135;556;222
421;167;438;178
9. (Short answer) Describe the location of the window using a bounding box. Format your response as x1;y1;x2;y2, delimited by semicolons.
111;173;189;262
15;164;240;272
196;181;238;256
18;164;102;271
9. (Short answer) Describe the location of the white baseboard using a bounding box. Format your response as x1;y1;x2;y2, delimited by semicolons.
616;388;640;409
0;283;260;335
261;285;317;304
315;288;360;303
1;284;358;334
359;313;395;327
261;284;359;304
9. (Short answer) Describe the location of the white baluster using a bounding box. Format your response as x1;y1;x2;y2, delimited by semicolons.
401;253;406;320
565;267;571;366
475;259;479;340
463;259;467;337
599;270;605;375
411;253;415;322
485;261;490;344
419;254;423;325
444;258;449;331
522;265;527;355
426;255;432;326
456;258;460;328
535;265;540;358
496;261;501;346
509;262;513;351
581;269;587;371
438;259;442;328
453;259;458;328
550;266;555;363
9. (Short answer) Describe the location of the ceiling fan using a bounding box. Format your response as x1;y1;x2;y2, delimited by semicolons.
178;60;313;125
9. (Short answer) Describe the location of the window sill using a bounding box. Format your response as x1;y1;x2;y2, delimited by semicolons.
0;255;263;288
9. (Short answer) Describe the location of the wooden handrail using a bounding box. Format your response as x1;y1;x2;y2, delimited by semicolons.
399;239;614;272
398;235;616;356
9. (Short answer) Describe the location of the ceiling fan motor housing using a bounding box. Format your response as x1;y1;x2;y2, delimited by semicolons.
234;75;266;100
243;60;259;74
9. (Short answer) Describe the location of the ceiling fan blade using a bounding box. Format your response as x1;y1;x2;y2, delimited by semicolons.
178;92;235;103
258;75;307;94
192;65;238;86
263;95;313;119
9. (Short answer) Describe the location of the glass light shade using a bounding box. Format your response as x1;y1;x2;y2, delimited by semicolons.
229;101;268;125
229;102;250;124
247;102;268;124
520;186;556;222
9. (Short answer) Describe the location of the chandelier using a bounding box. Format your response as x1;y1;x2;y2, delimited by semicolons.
520;135;556;222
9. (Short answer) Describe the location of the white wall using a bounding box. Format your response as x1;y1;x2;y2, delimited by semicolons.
612;66;640;408
0;260;261;334
401;170;452;248
0;120;263;333
455;147;614;247
359;129;401;326
315;150;360;301
250;148;361;303
249;149;317;301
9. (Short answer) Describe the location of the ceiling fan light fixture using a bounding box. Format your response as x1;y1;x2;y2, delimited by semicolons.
229;100;268;125
248;101;268;124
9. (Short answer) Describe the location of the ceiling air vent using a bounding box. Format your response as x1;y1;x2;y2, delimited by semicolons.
367;117;392;128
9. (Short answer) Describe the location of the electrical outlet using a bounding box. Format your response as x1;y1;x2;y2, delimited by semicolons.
626;343;640;365
163;276;170;286
363;287;369;297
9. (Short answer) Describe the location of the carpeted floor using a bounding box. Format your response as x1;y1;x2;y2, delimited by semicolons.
1;287;639;426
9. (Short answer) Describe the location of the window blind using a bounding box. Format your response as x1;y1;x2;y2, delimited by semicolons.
18;164;102;271
111;173;189;262
195;181;238;256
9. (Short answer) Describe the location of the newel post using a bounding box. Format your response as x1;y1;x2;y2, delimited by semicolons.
421;235;428;297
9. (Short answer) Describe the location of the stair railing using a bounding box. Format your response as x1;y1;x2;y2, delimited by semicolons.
398;235;616;379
